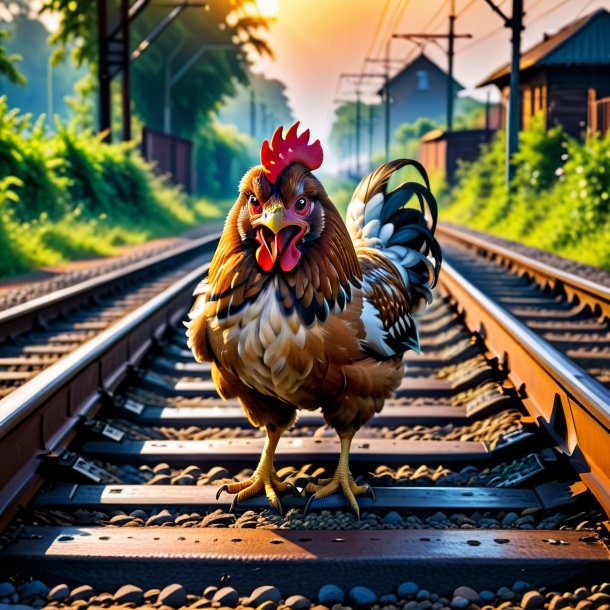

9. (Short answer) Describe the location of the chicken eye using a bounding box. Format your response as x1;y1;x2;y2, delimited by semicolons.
248;194;262;214
295;196;308;213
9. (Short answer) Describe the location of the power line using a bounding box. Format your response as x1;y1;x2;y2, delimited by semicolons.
576;0;597;18
528;0;578;25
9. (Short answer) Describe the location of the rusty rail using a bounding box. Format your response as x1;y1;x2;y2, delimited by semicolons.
436;224;610;321
0;232;221;342
439;259;610;515
0;260;212;526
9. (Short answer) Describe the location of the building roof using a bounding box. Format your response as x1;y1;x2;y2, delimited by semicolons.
382;52;464;92
478;8;610;87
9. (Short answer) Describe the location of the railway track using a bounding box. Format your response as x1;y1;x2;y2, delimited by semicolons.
0;226;609;610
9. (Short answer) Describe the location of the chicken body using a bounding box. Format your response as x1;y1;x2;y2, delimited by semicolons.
187;157;440;515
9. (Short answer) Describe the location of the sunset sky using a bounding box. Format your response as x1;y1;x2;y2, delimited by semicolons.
250;0;610;143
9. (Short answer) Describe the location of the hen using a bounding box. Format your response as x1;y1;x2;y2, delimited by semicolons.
186;122;441;516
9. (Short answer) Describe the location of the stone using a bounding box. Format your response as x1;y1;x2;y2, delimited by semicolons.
70;586;95;602
397;584;419;598
496;588;515;602
0;585;15;598
379;596;398;604
47;585;70;602
257;601;278;610
383;512;403;526
479;592;495;603
512;583;530;594
203;587;218;599
153;463;171;474
521;592;544;610
146;510;175;526
590;594;610;607
213;588;240;606
548;596;571;610
349;587;377;607
158;584;187;607
416;591;431;601
0;605;35;610
207;466;231;481
311;606;330;610
453;588;480;605
501;512;519;527
130;509;149;520
249;587;281;607
20;581;49;599
32;601;44;609
450;598;469;610
109;514;134;526
319;587;345;606
189;599;212;609
144;589;161;601
113;585;144;605
285;596;311;610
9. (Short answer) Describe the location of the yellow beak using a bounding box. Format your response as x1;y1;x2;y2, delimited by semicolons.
257;202;284;234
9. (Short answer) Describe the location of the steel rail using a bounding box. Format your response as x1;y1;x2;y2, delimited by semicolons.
0;231;221;341
0;256;214;525
439;260;610;514
437;224;610;320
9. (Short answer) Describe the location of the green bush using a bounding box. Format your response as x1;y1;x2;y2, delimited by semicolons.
0;97;221;277
442;114;610;270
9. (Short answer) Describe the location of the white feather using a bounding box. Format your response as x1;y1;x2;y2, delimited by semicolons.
361;219;381;239
363;193;384;225
378;223;394;244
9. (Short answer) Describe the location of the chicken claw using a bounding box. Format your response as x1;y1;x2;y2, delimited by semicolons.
304;476;373;519
303;431;374;519
216;469;296;515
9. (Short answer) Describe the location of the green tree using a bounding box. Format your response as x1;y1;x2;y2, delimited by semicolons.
0;29;25;85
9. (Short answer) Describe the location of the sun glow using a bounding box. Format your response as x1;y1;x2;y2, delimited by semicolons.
255;0;280;18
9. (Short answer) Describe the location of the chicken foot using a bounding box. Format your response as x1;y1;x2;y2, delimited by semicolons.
215;424;297;514
304;430;374;519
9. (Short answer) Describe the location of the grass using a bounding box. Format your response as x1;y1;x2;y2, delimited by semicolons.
0;97;228;278
441;115;610;271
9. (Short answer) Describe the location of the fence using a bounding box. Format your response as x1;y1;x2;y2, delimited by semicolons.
587;89;610;136
141;128;193;193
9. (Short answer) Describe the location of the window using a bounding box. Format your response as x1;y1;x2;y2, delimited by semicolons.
416;70;429;91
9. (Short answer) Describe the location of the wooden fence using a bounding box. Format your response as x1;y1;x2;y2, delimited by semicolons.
141;128;194;193
587;89;610;136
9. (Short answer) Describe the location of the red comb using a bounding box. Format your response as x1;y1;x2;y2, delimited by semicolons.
260;121;323;184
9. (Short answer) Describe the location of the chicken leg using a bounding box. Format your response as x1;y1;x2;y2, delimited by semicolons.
216;424;296;514
304;429;373;518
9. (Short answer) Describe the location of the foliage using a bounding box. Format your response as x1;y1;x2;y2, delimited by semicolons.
0;98;221;277
194;122;257;199
41;0;272;139
442;114;610;270
0;28;25;85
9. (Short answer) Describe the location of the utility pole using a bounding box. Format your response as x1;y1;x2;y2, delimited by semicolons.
482;0;524;184
250;88;256;137
365;57;405;162
120;0;131;141
385;39;391;162
392;30;472;133
97;0;209;141
447;0;456;131
339;73;385;172
368;103;375;170
355;89;361;175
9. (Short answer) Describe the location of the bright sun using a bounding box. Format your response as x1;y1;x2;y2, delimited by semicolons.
255;0;280;18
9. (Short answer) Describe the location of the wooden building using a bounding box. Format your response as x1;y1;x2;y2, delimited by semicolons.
382;53;464;133
478;8;610;139
419;129;495;184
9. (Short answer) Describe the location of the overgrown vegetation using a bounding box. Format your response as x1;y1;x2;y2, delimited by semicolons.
0;98;225;277
442;114;610;270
